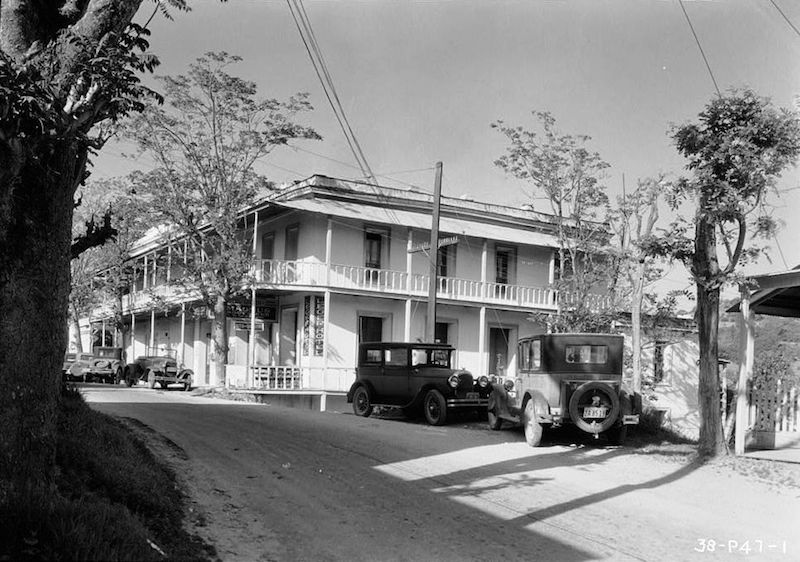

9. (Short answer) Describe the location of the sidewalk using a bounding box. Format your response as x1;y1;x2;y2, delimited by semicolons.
744;432;800;464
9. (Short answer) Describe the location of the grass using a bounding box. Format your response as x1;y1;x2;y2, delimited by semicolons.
0;386;216;562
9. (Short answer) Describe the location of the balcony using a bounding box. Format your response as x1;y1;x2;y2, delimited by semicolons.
117;259;610;315
252;259;610;312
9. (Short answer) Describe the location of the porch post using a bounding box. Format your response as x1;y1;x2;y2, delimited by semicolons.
405;228;413;341
179;303;186;366
249;210;259;388
326;217;333;286
130;311;136;360
481;239;488;300
323;290;331;387
735;286;754;455
149;308;156;352
479;307;487;375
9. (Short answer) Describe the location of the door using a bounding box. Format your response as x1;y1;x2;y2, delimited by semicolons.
489;327;510;377
279;307;298;365
359;316;383;344
381;345;410;404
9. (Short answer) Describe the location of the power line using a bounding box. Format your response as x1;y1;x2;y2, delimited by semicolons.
769;0;800;39
677;0;722;97
286;0;377;184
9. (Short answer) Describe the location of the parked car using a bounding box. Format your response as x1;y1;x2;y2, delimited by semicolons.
62;352;94;382
347;341;490;425
123;347;193;391
86;347;125;384
488;333;639;446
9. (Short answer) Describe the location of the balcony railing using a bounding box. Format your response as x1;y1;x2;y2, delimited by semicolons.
117;259;610;314
253;259;610;311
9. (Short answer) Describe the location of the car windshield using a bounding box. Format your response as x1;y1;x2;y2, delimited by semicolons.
411;348;451;368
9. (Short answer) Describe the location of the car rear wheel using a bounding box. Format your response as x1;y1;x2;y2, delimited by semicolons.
523;399;544;447
147;370;156;389
352;386;373;417
423;389;447;426
487;393;503;431
606;392;632;445
568;382;620;434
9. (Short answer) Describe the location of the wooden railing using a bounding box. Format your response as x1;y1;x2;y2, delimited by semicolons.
251;365;303;390
252;259;602;310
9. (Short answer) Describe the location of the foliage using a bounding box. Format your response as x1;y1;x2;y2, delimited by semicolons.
492;112;613;332
0;386;213;561
121;52;320;379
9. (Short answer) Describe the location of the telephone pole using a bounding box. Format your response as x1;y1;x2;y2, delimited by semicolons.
425;162;443;343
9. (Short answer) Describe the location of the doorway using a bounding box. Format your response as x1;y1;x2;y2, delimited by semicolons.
279;307;298;365
489;327;510;377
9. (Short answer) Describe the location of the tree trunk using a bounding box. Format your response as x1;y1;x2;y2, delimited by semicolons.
212;294;229;387
694;215;727;458
0;142;82;492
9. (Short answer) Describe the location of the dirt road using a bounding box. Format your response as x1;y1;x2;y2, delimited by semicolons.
83;385;799;561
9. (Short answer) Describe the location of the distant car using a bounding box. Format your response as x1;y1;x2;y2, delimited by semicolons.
62;352;94;382
346;341;490;425
86;347;125;384
123;347;193;391
488;333;639;446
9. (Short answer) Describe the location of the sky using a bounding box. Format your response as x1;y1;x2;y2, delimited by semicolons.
94;0;800;300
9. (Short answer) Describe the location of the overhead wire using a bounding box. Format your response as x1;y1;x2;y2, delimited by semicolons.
769;0;800;39
677;0;722;97
286;0;377;185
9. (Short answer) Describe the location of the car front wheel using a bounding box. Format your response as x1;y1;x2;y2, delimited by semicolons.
147;370;156;389
352;386;373;417
184;375;193;392
523;399;544;447
423;389;447;426
487;393;503;431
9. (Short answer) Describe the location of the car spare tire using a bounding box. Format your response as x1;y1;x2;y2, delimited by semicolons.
568;381;620;434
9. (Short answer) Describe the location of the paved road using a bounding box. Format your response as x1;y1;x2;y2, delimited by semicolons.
83;384;799;562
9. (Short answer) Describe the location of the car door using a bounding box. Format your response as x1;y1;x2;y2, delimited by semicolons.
381;346;410;404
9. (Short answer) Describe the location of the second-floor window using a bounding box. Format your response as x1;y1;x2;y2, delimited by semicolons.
261;232;275;260
495;245;516;285
285;225;299;261
438;245;455;278
364;229;387;269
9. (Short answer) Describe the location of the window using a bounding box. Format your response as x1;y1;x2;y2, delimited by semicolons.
495;246;516;285
384;348;408;367
434;322;449;344
364;230;383;269
438;244;455;278
284;225;299;260
364;348;382;364
519;339;542;371
565;345;608;364
654;341;667;384
261;232;275;260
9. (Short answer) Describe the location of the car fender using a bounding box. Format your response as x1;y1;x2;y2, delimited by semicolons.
347;380;376;403
178;368;194;381
488;383;515;419
523;390;551;424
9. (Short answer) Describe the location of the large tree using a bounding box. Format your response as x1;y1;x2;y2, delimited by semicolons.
123;52;319;385
0;1;184;494
493;111;615;332
644;89;800;458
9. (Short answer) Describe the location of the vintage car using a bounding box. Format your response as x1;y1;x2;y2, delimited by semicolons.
123;347;194;391
347;341;490;425
62;352;94;382
488;333;639;446
86;347;125;384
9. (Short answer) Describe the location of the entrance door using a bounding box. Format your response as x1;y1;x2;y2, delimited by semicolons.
359;316;383;344
489;327;510;377
279;307;298;365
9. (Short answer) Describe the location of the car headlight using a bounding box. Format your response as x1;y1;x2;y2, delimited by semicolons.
503;379;514;392
477;375;489;388
448;374;460;388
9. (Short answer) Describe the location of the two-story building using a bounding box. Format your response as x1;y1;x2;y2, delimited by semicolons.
77;174;611;392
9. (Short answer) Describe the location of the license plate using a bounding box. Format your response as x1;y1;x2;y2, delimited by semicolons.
466;392;479;400
583;407;607;419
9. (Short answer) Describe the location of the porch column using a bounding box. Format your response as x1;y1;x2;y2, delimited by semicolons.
405;228;413;341
130;311;136;360
149;309;155;352
193;316;201;376
326;217;333;286
479;307;487;375
323;290;331;385
735;287;755;455
179;303;186;366
481;239;488;300
249;210;260;388
143;255;149;290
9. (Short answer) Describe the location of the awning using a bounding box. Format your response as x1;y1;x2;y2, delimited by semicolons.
727;267;800;317
274;197;559;248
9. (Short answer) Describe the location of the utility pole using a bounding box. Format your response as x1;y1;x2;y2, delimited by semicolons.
425;162;443;343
